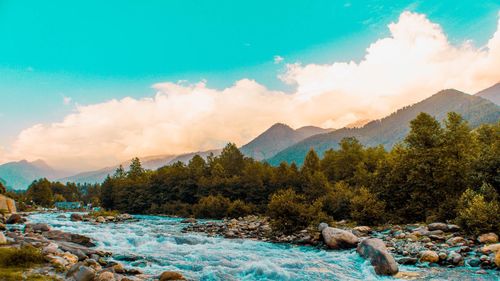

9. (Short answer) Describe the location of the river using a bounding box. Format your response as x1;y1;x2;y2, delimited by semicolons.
26;213;499;281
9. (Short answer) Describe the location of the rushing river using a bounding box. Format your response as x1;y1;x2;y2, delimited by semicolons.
27;213;499;281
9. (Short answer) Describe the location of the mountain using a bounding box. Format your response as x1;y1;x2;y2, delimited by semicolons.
267;89;500;166
240;123;332;160
0;159;68;190
476;82;500;105
60;150;222;184
59;154;177;184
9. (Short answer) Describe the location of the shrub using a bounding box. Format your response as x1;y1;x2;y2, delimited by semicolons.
0;246;44;267
350;187;386;226
267;188;328;234
321;181;353;220
455;186;500;235
227;200;255;218
193;195;231;219
89;209;120;218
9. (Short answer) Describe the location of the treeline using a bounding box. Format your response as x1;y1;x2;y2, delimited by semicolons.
20;179;100;210
24;112;500;235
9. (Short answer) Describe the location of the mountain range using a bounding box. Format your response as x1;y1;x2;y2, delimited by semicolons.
1;83;499;189
267;89;500;165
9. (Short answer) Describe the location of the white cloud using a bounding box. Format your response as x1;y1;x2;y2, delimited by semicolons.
274;55;284;64
2;11;500;171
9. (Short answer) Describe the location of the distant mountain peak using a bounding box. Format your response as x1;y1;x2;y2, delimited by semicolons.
475;82;500;105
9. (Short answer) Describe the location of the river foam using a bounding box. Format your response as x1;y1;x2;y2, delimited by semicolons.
27;213;499;281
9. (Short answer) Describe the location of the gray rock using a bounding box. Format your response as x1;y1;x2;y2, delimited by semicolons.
71;213;83;221
6;213;23;224
468;258;481;267
447;252;463;265
397;257;418;265
428;223;448;232
321;226;358;249
357;238;399;275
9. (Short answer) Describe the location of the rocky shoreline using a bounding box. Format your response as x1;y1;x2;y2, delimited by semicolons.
0;212;186;281
182;216;500;276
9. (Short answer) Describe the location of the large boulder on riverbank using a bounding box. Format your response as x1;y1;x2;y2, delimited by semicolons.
318;223;358;249
43;230;96;247
478;233;498;244
357;238;398;275
6;213;23;224
419;250;439;263
159;271;186;280
0;194;16;213
71;213;83;221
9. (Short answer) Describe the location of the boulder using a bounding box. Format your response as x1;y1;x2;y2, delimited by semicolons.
112;263;125;273
43;230;96;247
428;223;448;232
46;254;69;268
159;271;186;281
481;243;500;254
42;243;59;255
447;224;460;232
96;216;106;223
447;252;463;265
419;250;439;263
397;257;418;265
478;233;498;244
96;271;115;281
319;223;358;249
6;213;23;224
71;213;83;221
25;223;51;233
0;223;6;231
62;252;79;264
181;218;197;224
0;194;16;213
495;251;500;267
446;236;466;246
67;263;95;281
0;232;6;244
357;238;398;275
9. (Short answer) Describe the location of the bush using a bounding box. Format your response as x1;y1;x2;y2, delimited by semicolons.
193;195;231;219
350;187;386;226
267;188;328;234
0;246;44;267
455;185;500;235
89;209;120;218
227;200;255;218
321;181;353;220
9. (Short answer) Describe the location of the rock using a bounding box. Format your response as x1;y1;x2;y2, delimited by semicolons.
6;213;23;224
419;250;439;263
357;238;399;275
320;224;358;249
159;271;186;281
26;223;51;233
57;214;66;218
481;243;500;254
397;257;418;265
96;271;115;281
477;233;498;244
75;266;95;281
428;223;448;232
0;223;6;231
96;216;106;223
71;213;83;221
447;224;460;232
446;236;466;246
447;252;463;265
394;272;422;279
112;263;125;273
46;254;69;268
181;218;197;224
63;252;79;264
43;230;96;247
353;226;372;233
0;232;6;244
42;243;59;255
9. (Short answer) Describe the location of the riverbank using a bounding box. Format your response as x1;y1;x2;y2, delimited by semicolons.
1;212;186;281
182;216;500;273
3;211;499;280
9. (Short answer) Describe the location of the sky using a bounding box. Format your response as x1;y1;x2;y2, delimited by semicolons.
1;0;500;172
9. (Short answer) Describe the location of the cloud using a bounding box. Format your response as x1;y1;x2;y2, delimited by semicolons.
274;55;284;64
3;11;500;171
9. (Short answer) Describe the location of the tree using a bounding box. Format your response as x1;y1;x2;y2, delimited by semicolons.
350;187;386;226
218;143;245;177
128;158;145;179
302;149;320;174
455;184;500;235
26;178;53;207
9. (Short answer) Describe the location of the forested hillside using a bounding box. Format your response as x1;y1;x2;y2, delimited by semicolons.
267;89;500;165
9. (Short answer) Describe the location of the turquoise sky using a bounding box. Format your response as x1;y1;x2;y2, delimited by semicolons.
1;0;499;147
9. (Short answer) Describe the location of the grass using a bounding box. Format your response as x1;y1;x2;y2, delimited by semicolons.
0;246;58;281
